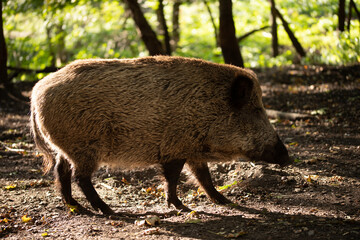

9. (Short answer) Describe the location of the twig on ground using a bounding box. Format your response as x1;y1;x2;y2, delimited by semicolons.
266;109;312;120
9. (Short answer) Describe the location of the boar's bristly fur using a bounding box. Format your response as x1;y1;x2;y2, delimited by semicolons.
30;56;290;214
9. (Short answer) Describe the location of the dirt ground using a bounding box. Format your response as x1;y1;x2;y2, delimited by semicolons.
1;65;359;239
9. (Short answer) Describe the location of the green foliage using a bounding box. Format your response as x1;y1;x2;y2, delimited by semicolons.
3;0;360;82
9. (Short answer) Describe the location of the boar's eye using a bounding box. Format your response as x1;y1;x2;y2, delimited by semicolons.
230;75;254;109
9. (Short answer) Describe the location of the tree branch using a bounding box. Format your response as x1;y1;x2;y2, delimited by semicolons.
203;0;219;47
7;66;59;85
8;66;59;74
237;26;270;43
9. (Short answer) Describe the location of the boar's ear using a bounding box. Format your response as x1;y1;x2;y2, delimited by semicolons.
230;75;254;109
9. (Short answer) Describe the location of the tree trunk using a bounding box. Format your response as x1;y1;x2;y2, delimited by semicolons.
204;0;219;47
157;0;171;55
172;0;181;51
219;0;244;67
338;0;346;31
124;0;165;56
0;0;8;88
270;0;279;57
0;1;27;101
275;8;306;57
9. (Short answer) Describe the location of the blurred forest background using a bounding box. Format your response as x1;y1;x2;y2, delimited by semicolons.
0;0;359;99
1;1;360;238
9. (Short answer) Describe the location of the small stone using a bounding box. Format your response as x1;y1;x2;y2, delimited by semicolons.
308;230;315;236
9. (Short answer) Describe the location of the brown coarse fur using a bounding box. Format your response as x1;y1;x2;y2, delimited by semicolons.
30;56;290;213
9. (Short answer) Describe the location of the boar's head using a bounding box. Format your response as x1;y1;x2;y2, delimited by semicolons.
205;73;292;167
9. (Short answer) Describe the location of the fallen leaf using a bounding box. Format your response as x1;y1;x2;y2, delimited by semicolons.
304;175;319;183
21;215;32;223
185;219;202;224
134;219;146;227
289;142;299;147
330;176;343;182
135;216;160;227
217;181;238;191
121;177;129;184
145;216;160;226
186;210;198;219
67;204;79;213
4;185;17;190
0;218;10;223
225;231;247;238
142;227;160;235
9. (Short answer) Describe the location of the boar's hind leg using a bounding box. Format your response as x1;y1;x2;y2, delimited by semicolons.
74;174;114;215
161;159;190;211
187;162;232;205
54;156;79;207
70;155;114;215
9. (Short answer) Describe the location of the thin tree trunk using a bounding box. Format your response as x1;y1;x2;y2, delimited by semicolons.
219;0;244;67
275;8;306;57
124;0;165;55
347;0;352;31
348;0;360;32
46;26;56;67
270;0;279;57
56;21;68;64
204;0;219;47
172;0;181;51
157;0;171;55
351;0;360;19
338;0;346;31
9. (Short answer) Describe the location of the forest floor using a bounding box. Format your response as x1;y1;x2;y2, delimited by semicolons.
1;64;359;239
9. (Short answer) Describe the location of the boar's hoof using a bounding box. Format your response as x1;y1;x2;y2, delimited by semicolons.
167;198;191;212
174;204;191;212
99;205;115;215
211;195;232;205
279;156;294;167
87;200;114;215
224;202;242;210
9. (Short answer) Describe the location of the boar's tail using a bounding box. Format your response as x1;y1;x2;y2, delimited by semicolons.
30;109;55;174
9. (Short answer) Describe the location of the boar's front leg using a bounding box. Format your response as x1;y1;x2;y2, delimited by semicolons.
187;161;232;205
161;159;190;211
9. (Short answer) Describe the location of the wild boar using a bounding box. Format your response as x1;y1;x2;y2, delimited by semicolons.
30;56;291;214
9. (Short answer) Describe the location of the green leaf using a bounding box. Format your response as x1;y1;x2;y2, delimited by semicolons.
217;181;238;191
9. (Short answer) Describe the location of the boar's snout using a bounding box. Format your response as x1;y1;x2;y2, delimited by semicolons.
261;136;292;167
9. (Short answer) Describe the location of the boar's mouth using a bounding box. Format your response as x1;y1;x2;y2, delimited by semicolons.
260;136;292;167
